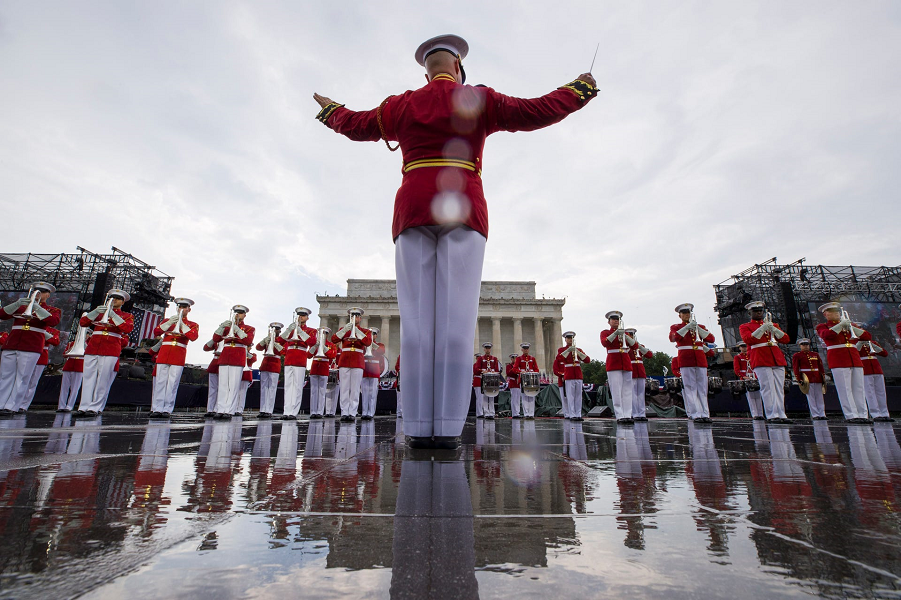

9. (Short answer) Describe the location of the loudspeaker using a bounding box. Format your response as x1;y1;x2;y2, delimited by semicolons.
90;271;112;307
780;281;799;342
586;406;610;417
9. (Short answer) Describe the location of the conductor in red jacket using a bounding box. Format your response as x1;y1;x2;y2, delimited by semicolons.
313;35;598;449
738;301;791;424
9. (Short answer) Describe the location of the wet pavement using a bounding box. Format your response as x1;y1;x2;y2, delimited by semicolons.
1;413;900;599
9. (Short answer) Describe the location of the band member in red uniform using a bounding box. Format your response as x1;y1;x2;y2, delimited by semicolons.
0;281;61;414
394;354;402;418
669;303;715;423
514;343;539;419
278;307;317;419
202;338;220;417
326;348;341;417
626;328;653;421
314;35;598;449
58;326;90;412
255;322;284;419
19;327;60;412
331;307;372;422
859;335;892;421
473;343;499;419
816;302;872;423
670;356;681;377
75;289;134;416
739;301;791;423
362;328;386;420
554;332;590;421
602;311;636;424
149;298;199;418
734;341;764;419
211;304;254;419
239;348;257;415
792;338;827;419
506;353;521;418
553;359;565;415
308;328;337;418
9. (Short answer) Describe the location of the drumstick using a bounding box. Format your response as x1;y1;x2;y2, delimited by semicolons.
589;42;600;74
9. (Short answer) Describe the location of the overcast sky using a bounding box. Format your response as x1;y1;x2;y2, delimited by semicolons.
1;1;899;365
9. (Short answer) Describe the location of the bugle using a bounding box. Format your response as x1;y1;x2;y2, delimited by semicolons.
65;315;89;358
21;287;40;319
98;296;115;324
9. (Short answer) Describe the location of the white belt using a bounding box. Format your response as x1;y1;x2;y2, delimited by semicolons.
68;356;84;361
608;349;628;353
750;342;777;349
95;331;122;339
799;368;817;371
165;341;187;348
676;346;702;351
313;357;329;361
631;360;643;364
12;325;46;334
826;344;856;350
862;356;876;360
343;347;363;353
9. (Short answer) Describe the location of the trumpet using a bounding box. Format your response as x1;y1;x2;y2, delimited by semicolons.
65;315;89;358
21;287;40;319
226;309;239;338
98;296;115;325
315;328;328;357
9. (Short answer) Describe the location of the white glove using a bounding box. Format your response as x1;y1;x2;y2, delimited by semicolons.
688;318;697;329
336;324;352;337
850;326;866;338
623;334;635;347
677;324;692;337
32;305;52;320
606;332;619;343
109;312;125;326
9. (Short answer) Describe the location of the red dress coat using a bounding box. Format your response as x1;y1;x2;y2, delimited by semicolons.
62;341;85;373
859;343;888;376
513;355;539;375
669;323;715;368
601;329;633;371
671;357;681;378
243;353;257;382
309;342;338;377
318;74;597;240
791;351;825;384
332;327;373;370
739;320;788;368
364;343;387;379
202;340;220;375
554;346;590;380
254;340;284;374
394;354;401;388
630;346;653;379
815;321;871;369
277;325;318;368
82;309;135;357
0;301;62;354
733;352;751;378
212;322;255;368
38;328;60;366
472;355;500;387
153;318;200;366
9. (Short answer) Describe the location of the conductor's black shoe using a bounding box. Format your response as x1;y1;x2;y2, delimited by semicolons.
485;415;495;420
325;413;336;418
813;416;829;420
432;436;461;450
340;415;354;422
17;409;26;413
512;415;522;419
617;418;634;425
526;416;535;420
282;414;297;420
573;416;584;422
406;436;434;449
753;416;766;420
0;409;12;416
233;413;243;417
148;411;161;418
632;416;648;422
310;413;323;419
162;412;172;418
83;410;99;417
258;412;272;418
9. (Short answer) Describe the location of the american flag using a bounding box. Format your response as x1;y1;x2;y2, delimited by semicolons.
127;308;163;348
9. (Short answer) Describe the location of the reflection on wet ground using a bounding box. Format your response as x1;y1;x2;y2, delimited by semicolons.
1;413;900;598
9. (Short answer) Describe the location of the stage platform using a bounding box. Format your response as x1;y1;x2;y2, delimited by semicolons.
1;413;900;598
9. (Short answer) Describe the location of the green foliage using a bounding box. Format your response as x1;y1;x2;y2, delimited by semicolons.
644;351;674;376
581;360;607;385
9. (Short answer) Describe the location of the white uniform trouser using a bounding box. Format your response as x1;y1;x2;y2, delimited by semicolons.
283;366;306;416
326;384;339;415
339;367;363;416
474;388;483;417
78;355;118;413
59;371;83;411
804;385;825;418
206;373;219;412
608;369;633;420
746;391;764;418
309;374;328;416
396;388;403;417
632;377;647;418
395;225;486;438
238;380;250;413
18;364;46;411
864;374;889;418
151;364;184;413
481;391;495;417
558;385;565;415
361;377;379;417
259;371;279;414
0;350;40;411
831;367;868;420
510;388;522;417
753;366;787;420
680;367;709;419
565;379;583;418
521;390;536;417
215;365;243;414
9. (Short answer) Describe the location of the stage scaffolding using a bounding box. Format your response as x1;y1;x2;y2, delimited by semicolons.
713;258;901;367
0;246;173;337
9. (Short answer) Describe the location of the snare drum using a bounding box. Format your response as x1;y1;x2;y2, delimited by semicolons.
744;378;760;392
645;378;660;392
707;376;723;393
481;372;501;398
665;377;683;393
728;380;746;395
520;372;540;397
326;369;339;391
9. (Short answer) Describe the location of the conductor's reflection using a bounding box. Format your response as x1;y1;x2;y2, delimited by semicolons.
390;452;479;600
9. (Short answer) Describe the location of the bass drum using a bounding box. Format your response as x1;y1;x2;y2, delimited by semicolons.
645;378;660;393
520;372;541;397
728;380;746;395
665;377;683;393
744;378;761;392
481;372;501;398
326;369;339;391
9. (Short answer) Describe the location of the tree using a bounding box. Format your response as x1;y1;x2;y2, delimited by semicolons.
644;351;674;376
581;360;607;385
